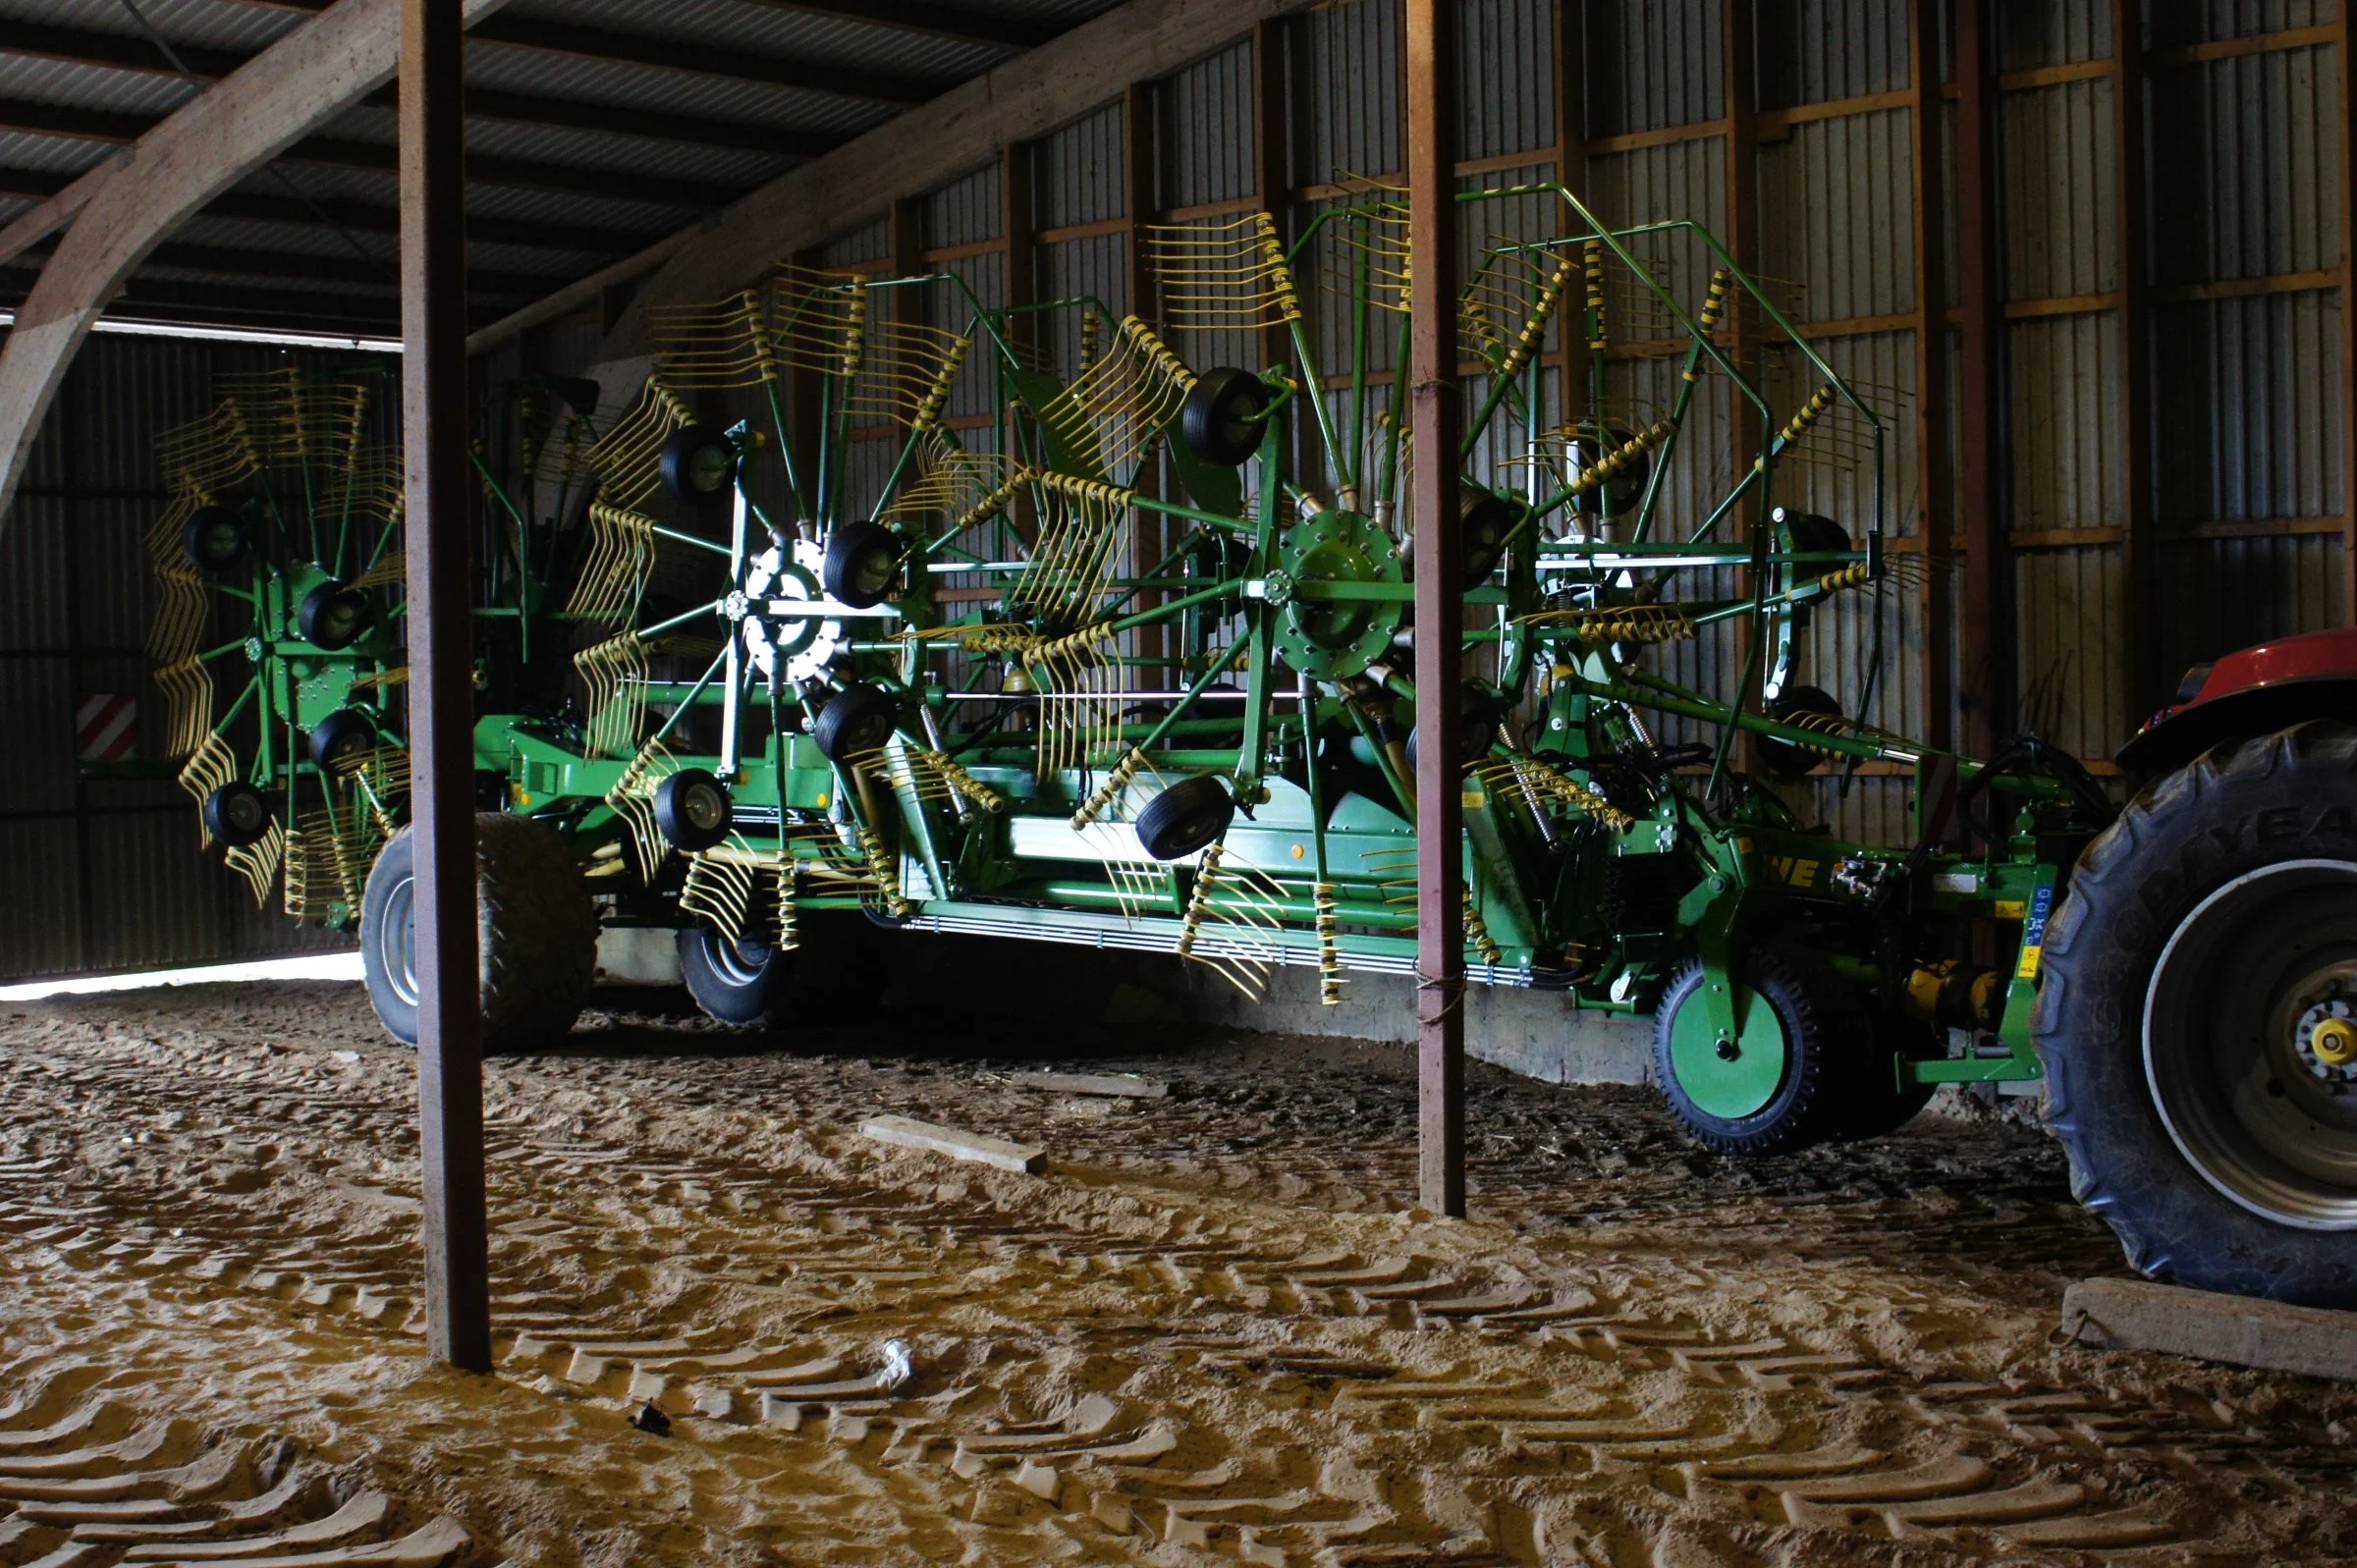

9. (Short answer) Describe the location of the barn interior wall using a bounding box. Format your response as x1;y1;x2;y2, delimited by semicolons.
0;334;391;982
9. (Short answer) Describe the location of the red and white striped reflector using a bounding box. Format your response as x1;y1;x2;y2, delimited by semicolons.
76;693;137;762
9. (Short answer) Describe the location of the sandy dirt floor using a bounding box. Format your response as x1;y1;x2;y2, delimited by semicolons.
1;966;2353;1567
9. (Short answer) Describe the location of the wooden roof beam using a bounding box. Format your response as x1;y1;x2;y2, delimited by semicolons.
213;0;1056;55
0;99;747;208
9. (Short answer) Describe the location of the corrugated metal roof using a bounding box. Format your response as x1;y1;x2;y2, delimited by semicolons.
0;0;1129;335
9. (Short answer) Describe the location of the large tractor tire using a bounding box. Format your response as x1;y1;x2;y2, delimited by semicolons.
2036;722;2357;1307
679;925;796;1027
360;813;599;1052
1653;945;1855;1156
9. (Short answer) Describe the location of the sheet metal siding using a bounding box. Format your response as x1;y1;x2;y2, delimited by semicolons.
1460;0;1555;161
1038;103;1126;230
2015;545;2128;756
1998;0;2112;70
2149;42;2338;287
1584;0;1727;135
1301;0;1401;185
1161;39;1256;209
1756;107;1917;323
2152;0;2337;47
2154;290;2345;524
2001;80;2117;299
2157;534;2349;682
1761;0;1909;106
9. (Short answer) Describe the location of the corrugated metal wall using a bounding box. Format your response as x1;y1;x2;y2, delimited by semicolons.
0;334;375;981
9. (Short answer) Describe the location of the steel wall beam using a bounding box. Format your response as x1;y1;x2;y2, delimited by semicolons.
2340;9;2356;618
1910;0;1954;750
1954;0;2011;759
1406;0;1464;1219
0;0;513;527
2112;0;2156;721
400;0;491;1376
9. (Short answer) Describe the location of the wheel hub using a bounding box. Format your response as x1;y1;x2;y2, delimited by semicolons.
1669;980;1787;1119
2145;860;2357;1229
1272;509;1403;680
741;539;842;683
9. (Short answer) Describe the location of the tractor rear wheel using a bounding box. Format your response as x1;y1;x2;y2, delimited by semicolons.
360;813;599;1052
2036;721;2357;1307
1653;945;1851;1156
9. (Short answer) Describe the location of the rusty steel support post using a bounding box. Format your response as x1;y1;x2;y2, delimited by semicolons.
1909;0;1954;751
400;0;490;1374
2339;8;2356;617
1954;0;2010;761
2112;0;2156;721
1406;0;1464;1218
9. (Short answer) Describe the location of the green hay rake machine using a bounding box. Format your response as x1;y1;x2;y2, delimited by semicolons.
147;184;2115;1161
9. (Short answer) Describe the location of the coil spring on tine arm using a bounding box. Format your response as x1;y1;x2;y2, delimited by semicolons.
1780;384;1835;446
857;825;911;919
1462;891;1504;965
1316;883;1343;1005
1688;269;1733;381
931;751;1007;815
1176;842;1225;959
1583;240;1607;350
1071;745;1146;829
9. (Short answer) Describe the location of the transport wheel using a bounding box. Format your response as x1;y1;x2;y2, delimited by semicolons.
823;520;904;608
813;682;899;763
360;813;599;1052
201;782;276;848
1179;367;1272;465
1133;774;1234;862
2037;722;2357;1306
1653;945;1850;1156
1832;1015;1942;1141
679;925;795;1027
182;506;249;572
653;767;733;852
297;580;372;651
1757;684;1840;781
659;424;738;509
1458;481;1517;588
306;707;378;772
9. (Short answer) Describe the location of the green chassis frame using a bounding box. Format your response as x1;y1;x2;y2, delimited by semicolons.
171;185;2097;1104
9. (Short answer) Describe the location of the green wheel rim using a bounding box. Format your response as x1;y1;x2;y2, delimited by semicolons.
1669;980;1788;1120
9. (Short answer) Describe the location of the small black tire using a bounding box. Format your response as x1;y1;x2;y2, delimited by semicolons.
307;708;378;773
1653;945;1851;1157
1458;482;1517;588
2036;721;2357;1307
359;813;599;1052
183;506;249;572
659;424;739;509
654;767;733;852
1179;367;1273;466
297;580;372;651
823;520;904;608
813;682;898;763
1134;773;1234;861
1829;1014;1943;1142
1571;425;1652;516
1758;684;1840;782
679;925;795;1027
202;782;276;848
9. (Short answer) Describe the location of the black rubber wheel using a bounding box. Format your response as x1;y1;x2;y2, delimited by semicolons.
659;424;739;509
1404;690;1499;773
1758;684;1840;782
1653;945;1852;1156
183;506;249;572
654;767;732;852
1179;367;1272;466
813;682;898;763
359;813;600;1051
1829;1014;1943;1142
823;520;904;608
307;708;378;773
202;782;275;848
1134;773;1234;861
1458;482;1517;588
2036;721;2357;1307
679;925;795;1027
297;580;372;651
